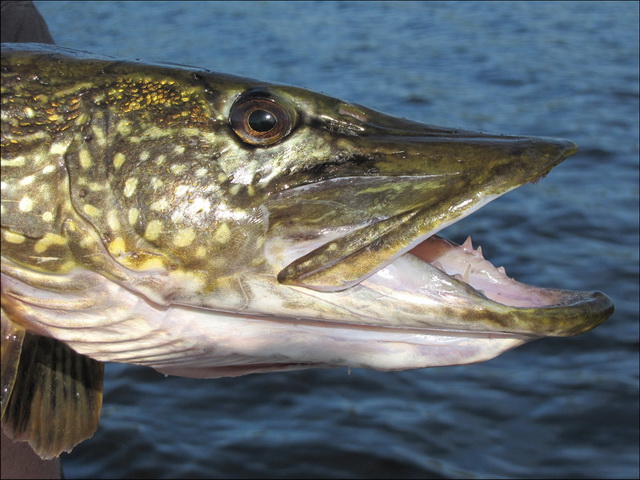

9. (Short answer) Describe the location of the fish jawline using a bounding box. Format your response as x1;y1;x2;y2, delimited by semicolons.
1;262;533;379
404;234;569;308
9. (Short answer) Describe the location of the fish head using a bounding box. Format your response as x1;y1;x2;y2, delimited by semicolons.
1;43;616;461
1;45;613;382
96;73;612;359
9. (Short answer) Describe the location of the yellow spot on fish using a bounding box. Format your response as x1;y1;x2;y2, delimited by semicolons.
19;175;35;186
141;125;170;139
150;199;169;212
175;185;189;196
170;164;186;175
128;208;139;225
42;165;56;174
49;141;69;155
1;156;26;167
195;167;208;177
34;233;67;253
83;204;101;216
58;260;77;273
116;120;132;136
75;112;89;126
108;237;127;256
155;154;166;165
3;230;26;244
174;145;185;154
80;235;98;249
151;177;164;189
42;211;54;222
79;148;92;169
145;220;163;241
124;177;138;198
19;197;33;212
214;223;231;243
140;151;150;161
107;210;121;230
188;197;211;214
173;228;196;247
88;182;106;192
113;152;126;170
195;246;207;258
91;124;106;146
136;255;166;271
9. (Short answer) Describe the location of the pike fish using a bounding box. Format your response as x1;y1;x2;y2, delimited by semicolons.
1;43;613;458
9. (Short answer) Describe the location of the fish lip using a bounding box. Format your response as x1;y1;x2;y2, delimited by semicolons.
273;215;612;338
272;227;614;338
362;234;614;337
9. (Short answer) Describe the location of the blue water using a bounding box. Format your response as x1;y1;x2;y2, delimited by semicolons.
31;1;640;478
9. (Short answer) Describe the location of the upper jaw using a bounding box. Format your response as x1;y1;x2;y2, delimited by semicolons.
265;112;579;293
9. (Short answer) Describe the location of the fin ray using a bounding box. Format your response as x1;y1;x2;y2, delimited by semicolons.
1;305;104;459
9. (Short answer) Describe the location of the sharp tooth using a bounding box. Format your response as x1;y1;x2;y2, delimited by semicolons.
433;261;445;271
462;264;472;283
497;266;507;275
475;246;483;259
462;236;473;251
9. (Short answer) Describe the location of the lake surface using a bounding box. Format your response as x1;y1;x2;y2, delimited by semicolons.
30;1;640;478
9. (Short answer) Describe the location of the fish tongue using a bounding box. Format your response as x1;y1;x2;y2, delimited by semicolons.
408;234;459;263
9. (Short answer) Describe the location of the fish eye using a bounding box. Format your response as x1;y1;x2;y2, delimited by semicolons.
230;94;295;146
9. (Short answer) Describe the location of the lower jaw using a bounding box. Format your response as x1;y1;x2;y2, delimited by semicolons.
149;315;532;379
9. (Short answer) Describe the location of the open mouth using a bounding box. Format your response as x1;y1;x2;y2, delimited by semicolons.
410;235;577;309
271;182;613;339
353;229;614;337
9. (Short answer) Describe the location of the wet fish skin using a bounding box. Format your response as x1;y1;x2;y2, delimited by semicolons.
1;43;613;458
1;42;612;365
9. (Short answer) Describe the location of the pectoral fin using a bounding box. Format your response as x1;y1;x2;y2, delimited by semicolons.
1;305;104;459
1;312;26;419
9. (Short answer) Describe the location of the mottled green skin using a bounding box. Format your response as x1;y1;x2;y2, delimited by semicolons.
2;44;254;284
1;42;616;462
1;43;612;335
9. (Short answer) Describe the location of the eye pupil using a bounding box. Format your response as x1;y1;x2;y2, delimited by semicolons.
248;109;277;132
230;93;296;146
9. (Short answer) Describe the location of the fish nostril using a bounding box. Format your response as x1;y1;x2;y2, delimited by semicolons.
338;103;368;123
